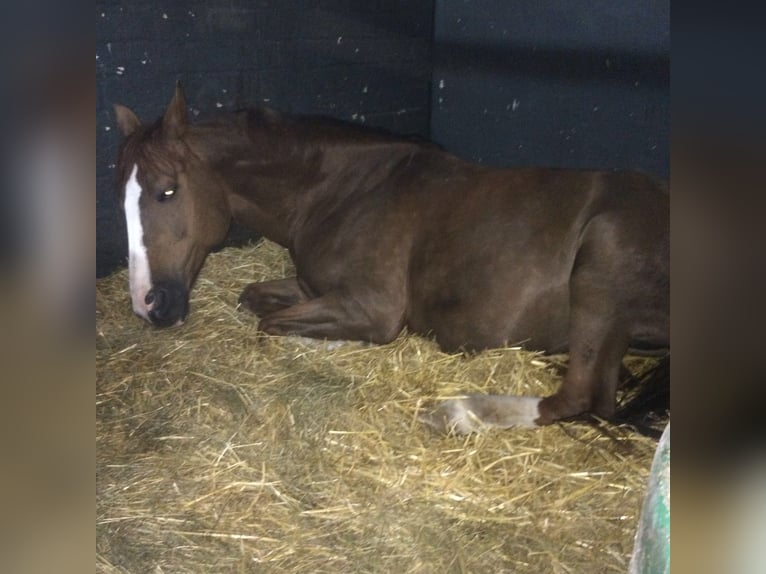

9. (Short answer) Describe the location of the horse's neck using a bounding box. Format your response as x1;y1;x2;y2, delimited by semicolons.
190;115;420;248
188;120;319;247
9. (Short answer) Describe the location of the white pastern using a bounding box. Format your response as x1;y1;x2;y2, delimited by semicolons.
422;395;542;435
124;164;153;321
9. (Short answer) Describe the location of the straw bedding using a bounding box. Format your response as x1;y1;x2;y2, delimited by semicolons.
97;239;665;573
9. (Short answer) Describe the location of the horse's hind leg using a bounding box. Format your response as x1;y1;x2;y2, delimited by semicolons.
423;214;642;434
422;283;628;434
238;277;308;317
537;211;657;424
534;217;634;424
536;296;628;424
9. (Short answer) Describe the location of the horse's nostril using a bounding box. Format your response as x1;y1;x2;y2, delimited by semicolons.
145;281;188;328
145;288;167;309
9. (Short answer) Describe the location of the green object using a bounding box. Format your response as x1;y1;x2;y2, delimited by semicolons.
629;423;670;574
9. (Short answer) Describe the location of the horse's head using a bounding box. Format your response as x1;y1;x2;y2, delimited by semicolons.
113;83;231;327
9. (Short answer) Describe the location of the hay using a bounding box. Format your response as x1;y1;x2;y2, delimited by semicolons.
97;239;664;573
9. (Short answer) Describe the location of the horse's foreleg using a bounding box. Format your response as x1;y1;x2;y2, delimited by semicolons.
257;292;402;344
238;277;308;316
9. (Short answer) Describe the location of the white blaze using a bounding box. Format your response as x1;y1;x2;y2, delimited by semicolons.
124;164;153;321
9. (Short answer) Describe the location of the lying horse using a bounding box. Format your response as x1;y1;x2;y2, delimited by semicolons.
113;83;669;433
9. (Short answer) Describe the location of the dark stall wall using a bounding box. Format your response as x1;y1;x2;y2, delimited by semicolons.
96;1;434;277
431;0;669;177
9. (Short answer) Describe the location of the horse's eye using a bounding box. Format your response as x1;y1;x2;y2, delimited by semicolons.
157;188;176;202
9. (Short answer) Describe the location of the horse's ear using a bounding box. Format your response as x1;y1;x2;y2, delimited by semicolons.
162;81;188;138
113;104;142;136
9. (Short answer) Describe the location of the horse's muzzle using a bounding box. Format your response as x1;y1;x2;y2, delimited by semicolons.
145;280;189;328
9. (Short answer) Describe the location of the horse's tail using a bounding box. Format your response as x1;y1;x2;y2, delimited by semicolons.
615;355;670;439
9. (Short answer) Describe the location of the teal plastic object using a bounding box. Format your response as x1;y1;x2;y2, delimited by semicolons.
629;423;670;574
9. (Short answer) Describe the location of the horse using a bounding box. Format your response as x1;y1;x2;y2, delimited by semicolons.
112;83;669;434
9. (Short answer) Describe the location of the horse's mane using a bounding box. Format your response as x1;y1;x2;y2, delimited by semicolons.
115;104;442;198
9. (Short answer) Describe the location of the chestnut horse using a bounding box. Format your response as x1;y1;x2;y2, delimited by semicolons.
113;83;668;433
